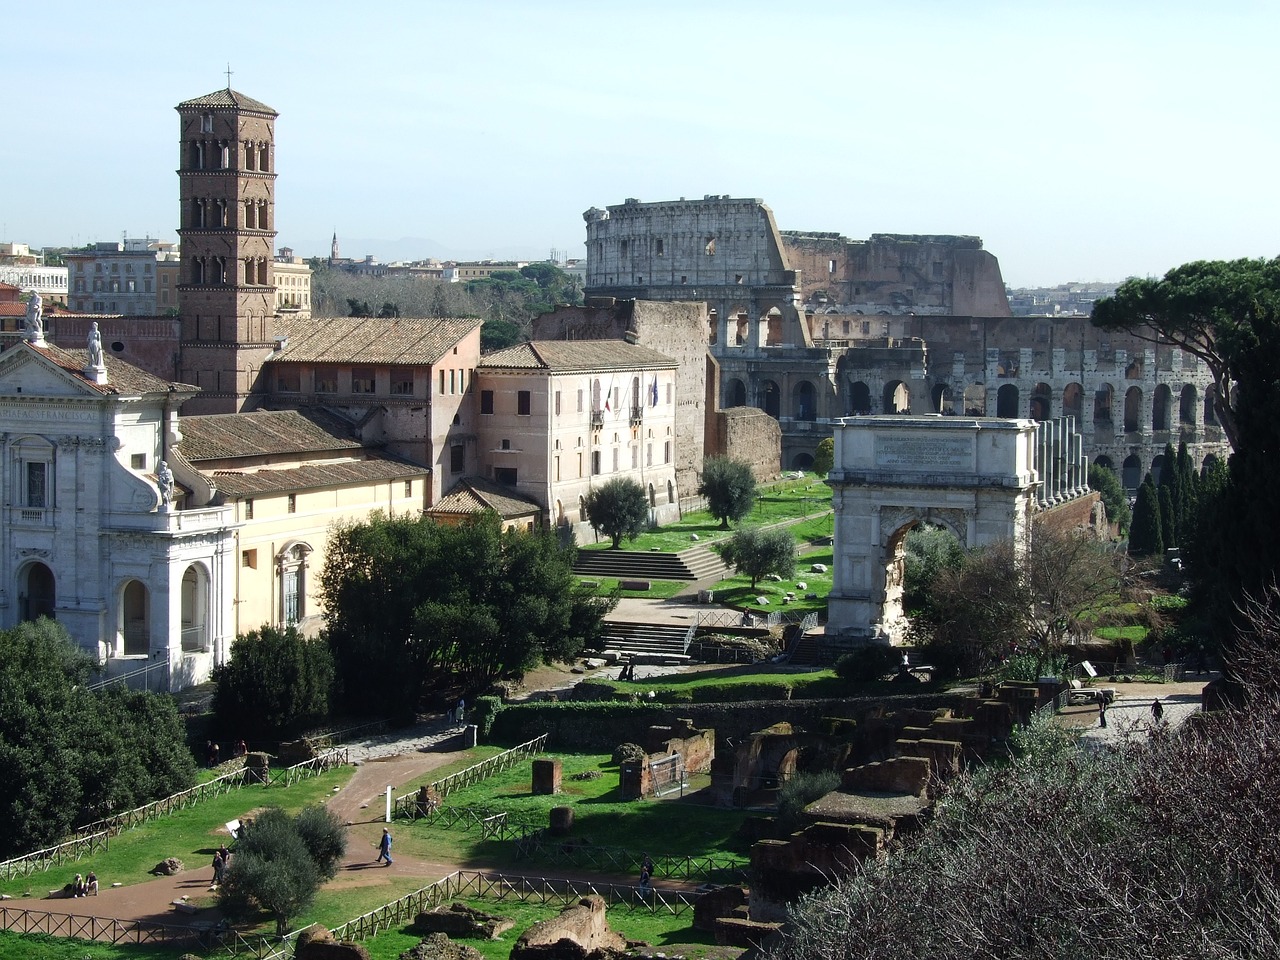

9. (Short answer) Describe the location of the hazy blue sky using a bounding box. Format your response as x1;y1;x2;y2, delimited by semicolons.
5;1;1276;286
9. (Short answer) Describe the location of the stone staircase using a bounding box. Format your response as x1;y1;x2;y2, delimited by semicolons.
574;545;728;583
785;633;823;667
601;620;693;661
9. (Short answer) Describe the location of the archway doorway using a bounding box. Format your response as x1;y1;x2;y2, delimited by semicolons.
883;380;910;414
760;380;781;418
120;580;150;656
22;562;55;621
1122;454;1142;489
848;380;871;415
930;384;954;415
794;381;817;421
726;378;746;408
1030;383;1052;421
996;384;1019;418
180;565;209;652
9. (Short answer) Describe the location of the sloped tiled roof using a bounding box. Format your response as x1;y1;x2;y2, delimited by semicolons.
176;88;277;115
19;341;195;396
0;304;25;317
479;340;677;372
211;457;428;497
268;316;481;365
429;476;542;518
177;409;363;462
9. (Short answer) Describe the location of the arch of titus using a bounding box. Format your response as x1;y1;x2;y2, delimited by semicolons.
826;415;1042;642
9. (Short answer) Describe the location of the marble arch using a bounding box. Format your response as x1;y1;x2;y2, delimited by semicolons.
827;415;1040;643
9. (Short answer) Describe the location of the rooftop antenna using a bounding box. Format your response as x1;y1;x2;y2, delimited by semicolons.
225;63;234;90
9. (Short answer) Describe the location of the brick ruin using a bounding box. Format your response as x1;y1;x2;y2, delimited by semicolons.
696;683;1044;939
618;718;715;800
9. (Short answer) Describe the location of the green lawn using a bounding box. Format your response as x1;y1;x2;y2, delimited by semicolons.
0;768;353;902
576;577;687;599
354;898;719;960
580;479;832;553
711;548;834;617
601;666;847;703
1094;625;1151;643
0;934;198;960
390;753;750;870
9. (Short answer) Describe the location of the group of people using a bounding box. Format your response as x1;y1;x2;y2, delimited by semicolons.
211;843;231;885
204;739;250;768
209;844;232;890
70;872;98;897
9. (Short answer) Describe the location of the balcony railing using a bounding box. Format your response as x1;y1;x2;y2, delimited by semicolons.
589;410;604;430
629;405;644;425
180;625;209;653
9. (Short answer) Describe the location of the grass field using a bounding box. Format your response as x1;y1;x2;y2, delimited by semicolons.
0;768;353;903
391;753;750;867
600;666;846;703
579;479;832;553
575;576;688;599
710;548;834;617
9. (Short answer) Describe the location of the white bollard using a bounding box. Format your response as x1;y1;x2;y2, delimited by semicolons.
386;785;392;823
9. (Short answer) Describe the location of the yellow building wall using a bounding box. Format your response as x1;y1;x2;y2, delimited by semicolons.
229;474;423;637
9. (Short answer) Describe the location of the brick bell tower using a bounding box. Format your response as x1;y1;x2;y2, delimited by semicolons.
175;87;279;413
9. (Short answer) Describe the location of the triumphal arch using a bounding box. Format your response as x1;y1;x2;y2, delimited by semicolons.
826;415;1041;643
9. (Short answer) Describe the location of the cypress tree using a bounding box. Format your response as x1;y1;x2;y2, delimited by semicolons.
1157;443;1181;545
1130;474;1164;558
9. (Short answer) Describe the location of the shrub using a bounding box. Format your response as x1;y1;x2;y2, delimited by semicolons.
471;696;503;740
212;625;333;737
777;770;840;833
612;742;646;766
834;646;900;684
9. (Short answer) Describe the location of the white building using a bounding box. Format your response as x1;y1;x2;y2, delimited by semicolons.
0;334;236;690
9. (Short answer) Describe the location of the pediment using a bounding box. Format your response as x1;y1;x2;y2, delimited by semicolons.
0;347;106;400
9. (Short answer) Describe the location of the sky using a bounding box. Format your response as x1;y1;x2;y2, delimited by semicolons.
5;1;1278;286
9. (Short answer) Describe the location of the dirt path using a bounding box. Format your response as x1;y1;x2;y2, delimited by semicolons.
27;741;471;930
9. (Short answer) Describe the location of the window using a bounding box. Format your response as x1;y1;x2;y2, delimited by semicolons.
705;238;716;255
450;444;464;473
450;369;457;394
554;391;561;416
242;549;257;569
390;369;413;395
555;456;561;481
735;274;743;284
861;320;871;335
404;480;413;497
664;441;671;464
287;494;297;514
829;258;837;274
591;451;601;475
612;448;619;472
631;447;638;468
315;372;337;393
656;238;664;256
666;383;673;404
352;369;375;394
577;389;584;412
25;462;48;508
517;390;531;416
244;498;254;520
481;390;494;414
131;453;147;470
200;112;213;133
276;370;300;392
494;467;517;486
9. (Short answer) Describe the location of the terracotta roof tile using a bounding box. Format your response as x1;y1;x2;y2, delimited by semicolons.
211;457;428;497
178;409;363;462
429;476;542;518
269;316;481;365
19;341;195;396
479;340;677;373
176;88;277;115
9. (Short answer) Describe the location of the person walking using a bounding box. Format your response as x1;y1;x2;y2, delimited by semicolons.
1151;698;1165;723
1098;698;1108;729
376;828;393;866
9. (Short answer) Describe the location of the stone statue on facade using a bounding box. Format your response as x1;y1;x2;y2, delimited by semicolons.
156;460;175;509
24;292;44;344
87;322;104;368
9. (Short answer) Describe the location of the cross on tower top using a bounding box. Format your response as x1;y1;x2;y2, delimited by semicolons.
225;63;233;89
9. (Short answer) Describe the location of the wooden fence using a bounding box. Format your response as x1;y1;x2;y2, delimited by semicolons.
513;833;747;883
322;867;702;947
393;734;547;819
0;748;349;882
0;904;213;949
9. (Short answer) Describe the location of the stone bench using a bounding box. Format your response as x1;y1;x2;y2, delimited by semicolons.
171;900;201;915
619;580;651;591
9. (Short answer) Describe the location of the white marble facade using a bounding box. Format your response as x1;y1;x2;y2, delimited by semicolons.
0;340;235;690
